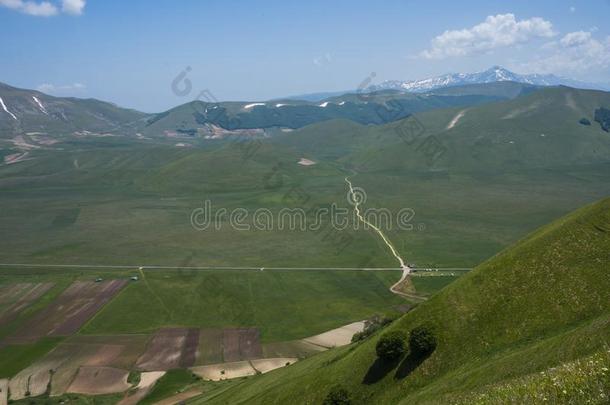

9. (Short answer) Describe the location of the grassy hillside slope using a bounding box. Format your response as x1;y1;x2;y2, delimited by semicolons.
200;198;610;404
280;86;610;172
0;82;146;137
140;92;501;136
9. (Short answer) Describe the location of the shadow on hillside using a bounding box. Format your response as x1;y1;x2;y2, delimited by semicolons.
362;358;400;384
394;352;430;379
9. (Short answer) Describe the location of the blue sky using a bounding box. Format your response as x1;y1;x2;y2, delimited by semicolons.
1;0;609;112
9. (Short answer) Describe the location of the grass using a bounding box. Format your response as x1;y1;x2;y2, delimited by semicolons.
449;349;610;404
3;94;610;271
0;337;62;378
196;197;610;404
410;275;461;296
81;269;405;342
139;369;201;405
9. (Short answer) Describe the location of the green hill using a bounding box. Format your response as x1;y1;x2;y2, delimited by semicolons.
427;81;541;99
0;82;147;138
277;86;610;172
140;92;504;136
199;197;610;404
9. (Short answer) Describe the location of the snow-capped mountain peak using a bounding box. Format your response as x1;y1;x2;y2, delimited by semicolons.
369;66;608;93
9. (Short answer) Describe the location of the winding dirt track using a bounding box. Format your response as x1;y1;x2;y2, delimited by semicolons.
345;176;427;301
345;177;411;274
345;176;411;273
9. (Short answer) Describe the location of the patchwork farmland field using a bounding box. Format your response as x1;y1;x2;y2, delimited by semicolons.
0;282;54;327
0;321;361;402
6;334;150;398
4;280;127;344
0;266;417;403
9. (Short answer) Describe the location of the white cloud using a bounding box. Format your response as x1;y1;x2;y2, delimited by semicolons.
420;13;556;59
61;0;84;15
22;1;56;16
0;0;57;16
560;30;591;47
37;82;86;94
521;31;610;74
0;0;84;16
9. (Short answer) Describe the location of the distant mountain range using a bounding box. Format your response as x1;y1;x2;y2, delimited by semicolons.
0;81;515;138
367;66;610;93
1;66;610;139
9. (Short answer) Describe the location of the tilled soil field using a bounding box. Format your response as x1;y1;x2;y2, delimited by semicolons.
221;328;263;363
4;280;127;343
0;282;54;326
67;366;130;395
136;328;199;371
196;328;223;365
238;328;263;360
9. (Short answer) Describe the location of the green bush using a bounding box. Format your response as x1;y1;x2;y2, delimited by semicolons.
594;108;610;132
127;370;141;385
375;330;407;361
579;118;591;126
409;326;437;357
323;385;351;405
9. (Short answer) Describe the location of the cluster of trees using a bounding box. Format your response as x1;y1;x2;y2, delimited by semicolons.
324;325;437;404
376;326;437;361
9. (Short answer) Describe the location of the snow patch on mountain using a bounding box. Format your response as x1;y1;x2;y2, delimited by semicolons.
447;110;467;129
244;103;265;109
0;96;17;120
32;96;49;115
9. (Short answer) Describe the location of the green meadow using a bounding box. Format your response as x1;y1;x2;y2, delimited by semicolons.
81;269;405;342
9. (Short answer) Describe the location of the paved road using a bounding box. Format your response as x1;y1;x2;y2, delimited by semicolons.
0;263;406;271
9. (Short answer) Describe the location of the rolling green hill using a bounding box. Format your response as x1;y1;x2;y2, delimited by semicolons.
139;92;502;136
276;86;610;172
426;81;541;99
0;81;513;141
0;82;147;138
198;197;610;404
